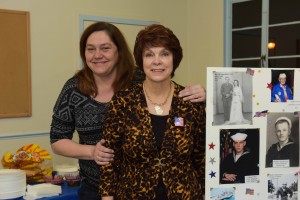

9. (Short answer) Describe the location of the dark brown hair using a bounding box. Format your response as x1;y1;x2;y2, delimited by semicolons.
75;22;135;96
133;24;183;78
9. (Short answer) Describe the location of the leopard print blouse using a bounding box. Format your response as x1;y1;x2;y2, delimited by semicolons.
99;82;206;200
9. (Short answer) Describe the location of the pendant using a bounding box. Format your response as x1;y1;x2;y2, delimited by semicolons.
154;105;163;115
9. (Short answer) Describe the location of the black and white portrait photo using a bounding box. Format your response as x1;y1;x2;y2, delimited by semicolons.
266;112;299;168
213;71;253;126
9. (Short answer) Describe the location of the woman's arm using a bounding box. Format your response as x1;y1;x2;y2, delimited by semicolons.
50;79;100;161
51;132;113;165
51;139;95;160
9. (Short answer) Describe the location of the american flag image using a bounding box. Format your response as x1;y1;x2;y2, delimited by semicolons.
253;110;268;117
174;117;184;126
245;188;254;195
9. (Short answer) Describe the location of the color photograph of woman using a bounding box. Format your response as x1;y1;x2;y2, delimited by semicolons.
271;70;294;103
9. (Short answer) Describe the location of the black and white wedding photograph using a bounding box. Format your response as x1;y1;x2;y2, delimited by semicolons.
213;71;253;126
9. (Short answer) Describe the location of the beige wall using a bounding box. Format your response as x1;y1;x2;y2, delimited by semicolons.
187;0;224;87
0;0;224;168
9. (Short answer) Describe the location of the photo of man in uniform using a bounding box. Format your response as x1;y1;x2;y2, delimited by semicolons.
266;113;299;168
276;183;293;200
220;77;233;122
220;131;259;184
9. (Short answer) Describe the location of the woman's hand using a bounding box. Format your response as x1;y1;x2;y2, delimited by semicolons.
179;84;206;102
102;197;114;200
93;139;114;165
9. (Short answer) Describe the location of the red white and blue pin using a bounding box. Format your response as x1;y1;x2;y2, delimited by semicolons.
174;117;184;126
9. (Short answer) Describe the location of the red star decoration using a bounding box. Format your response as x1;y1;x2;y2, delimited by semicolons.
267;83;273;89
208;142;215;150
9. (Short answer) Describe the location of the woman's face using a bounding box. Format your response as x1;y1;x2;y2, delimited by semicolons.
142;46;173;83
85;31;119;78
279;77;286;85
275;122;291;143
234;80;238;86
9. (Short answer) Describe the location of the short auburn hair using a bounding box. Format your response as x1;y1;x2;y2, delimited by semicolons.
133;24;182;78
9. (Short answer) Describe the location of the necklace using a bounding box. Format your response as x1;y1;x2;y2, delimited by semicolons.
143;82;173;115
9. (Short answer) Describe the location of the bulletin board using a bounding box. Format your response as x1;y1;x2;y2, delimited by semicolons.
0;9;31;118
205;67;300;200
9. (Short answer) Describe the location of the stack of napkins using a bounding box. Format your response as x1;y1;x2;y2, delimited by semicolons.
23;183;62;200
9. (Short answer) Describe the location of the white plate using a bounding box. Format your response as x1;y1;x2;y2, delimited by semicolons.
0;190;25;199
0;169;26;197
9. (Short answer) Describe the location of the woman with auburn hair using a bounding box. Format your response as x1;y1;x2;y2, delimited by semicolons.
100;24;205;200
50;22;206;200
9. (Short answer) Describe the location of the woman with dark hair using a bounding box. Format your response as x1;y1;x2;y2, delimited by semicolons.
50;22;206;200
100;24;206;199
225;79;250;125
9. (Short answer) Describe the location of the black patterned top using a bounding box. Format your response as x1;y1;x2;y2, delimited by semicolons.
99;82;206;199
50;77;109;188
50;68;145;189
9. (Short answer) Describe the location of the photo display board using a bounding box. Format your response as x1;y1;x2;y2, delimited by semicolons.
205;67;300;200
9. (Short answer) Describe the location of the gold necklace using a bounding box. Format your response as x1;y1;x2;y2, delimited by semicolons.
143;82;173;115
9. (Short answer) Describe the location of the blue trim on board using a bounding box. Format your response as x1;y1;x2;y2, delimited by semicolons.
0;132;49;140
79;15;158;35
